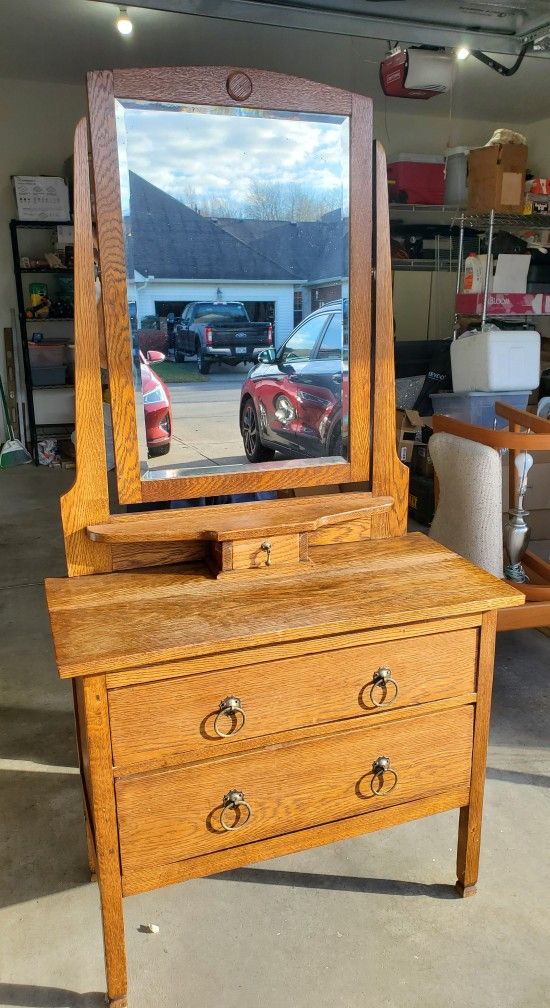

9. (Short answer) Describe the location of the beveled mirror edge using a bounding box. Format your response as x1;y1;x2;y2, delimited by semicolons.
87;66;373;505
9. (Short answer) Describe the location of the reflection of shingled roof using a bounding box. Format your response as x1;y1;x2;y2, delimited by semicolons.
241;219;347;283
128;172;347;284
128;172;295;281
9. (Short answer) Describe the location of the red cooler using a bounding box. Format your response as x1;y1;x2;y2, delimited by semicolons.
388;155;445;205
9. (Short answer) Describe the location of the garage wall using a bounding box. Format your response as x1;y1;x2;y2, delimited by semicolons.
0;70;547;439
0;77;85;437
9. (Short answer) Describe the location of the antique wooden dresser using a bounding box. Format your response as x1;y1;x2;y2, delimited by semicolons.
45;66;522;1006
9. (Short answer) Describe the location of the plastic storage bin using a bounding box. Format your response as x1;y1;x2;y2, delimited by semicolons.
28;342;66;366
450;328;540;392
387;155;445;205
430;390;530;429
30;364;66;386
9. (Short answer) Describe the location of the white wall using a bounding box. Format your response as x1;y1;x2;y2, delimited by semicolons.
0;77;85;436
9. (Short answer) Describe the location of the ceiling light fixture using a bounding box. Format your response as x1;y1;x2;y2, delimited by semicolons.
455;46;471;61
115;6;133;35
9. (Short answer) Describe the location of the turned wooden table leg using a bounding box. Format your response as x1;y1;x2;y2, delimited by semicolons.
456;612;496;897
83;676;128;1006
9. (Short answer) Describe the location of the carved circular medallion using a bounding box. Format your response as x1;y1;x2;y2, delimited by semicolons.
226;71;253;102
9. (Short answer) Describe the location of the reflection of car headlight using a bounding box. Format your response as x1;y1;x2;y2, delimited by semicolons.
143;386;167;405
274;395;297;424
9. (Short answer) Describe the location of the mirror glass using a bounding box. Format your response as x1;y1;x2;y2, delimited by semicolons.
115;99;349;479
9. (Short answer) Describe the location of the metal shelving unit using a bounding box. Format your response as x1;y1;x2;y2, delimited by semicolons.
9;219;74;463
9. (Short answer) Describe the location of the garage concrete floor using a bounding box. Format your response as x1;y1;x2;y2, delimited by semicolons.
1;466;549;1008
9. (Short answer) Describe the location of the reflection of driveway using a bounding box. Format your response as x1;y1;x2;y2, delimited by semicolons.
155;366;248;470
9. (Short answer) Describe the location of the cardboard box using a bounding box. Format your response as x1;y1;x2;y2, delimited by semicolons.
467;144;528;214
396;409;432;466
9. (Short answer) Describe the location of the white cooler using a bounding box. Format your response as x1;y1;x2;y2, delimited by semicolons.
451;328;540;392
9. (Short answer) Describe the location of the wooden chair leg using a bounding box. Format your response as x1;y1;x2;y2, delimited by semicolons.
456;611;497;897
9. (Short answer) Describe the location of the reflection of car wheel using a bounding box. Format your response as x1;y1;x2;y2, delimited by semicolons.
241;399;275;463
148;442;170;457
329;424;343;457
175;347;185;362
197;345;210;375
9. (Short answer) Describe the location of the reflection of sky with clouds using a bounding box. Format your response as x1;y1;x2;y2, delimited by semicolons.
116;100;348;219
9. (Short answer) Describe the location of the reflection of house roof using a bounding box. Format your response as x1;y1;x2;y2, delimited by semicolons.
128;172;294;282
128;172;347;285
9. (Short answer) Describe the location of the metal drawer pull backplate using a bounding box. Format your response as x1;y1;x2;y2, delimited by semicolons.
369;666;399;707
370;756;398;795
214;696;246;738
220;789;253;831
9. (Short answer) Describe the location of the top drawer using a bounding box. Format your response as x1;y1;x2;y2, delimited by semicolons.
109;627;478;770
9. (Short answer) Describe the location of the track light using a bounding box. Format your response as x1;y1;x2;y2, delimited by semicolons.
455;46;471;61
116;6;133;35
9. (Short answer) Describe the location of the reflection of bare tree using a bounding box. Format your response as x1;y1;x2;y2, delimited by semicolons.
178;180;338;222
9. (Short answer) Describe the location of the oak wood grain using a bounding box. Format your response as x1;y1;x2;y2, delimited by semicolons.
456;611;496;896
113;65;353;114
121;787;469;897
111;694;478;779
432;413;550;450
87;71;143;504
347;93;372;484
108;628;478;770
370;142;409;538
82;676;127;1003
87;493;393;544
45;535;522;679
104;612;483;690
111;540;206;571
116;706;474;871
59;119;111;577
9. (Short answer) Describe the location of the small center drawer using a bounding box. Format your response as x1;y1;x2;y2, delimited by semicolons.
108;628;478;770
116;705;474;871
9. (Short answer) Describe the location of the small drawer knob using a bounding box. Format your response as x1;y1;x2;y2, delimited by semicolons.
369;666;399;707
260;540;272;566
214;696;246;738
220;789;252;831
370;755;398;795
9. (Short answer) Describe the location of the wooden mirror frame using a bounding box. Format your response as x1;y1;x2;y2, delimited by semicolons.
87;66;374;505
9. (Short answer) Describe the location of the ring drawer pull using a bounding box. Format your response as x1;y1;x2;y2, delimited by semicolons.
370;755;398;795
369;666;399;707
214;696;246;738
220;789;252;831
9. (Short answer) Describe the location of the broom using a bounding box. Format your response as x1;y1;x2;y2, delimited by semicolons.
0;372;32;468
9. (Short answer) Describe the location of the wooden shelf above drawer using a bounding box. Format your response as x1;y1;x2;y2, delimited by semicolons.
86;492;394;545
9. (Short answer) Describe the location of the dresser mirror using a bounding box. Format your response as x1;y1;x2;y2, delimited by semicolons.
116;99;350;481
88;68;372;504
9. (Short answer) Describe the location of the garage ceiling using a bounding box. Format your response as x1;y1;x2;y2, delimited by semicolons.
0;0;549;122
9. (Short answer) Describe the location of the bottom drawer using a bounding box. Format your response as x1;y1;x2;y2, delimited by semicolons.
116;706;473;872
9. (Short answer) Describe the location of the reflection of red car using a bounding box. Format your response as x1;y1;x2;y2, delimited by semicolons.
239;302;348;462
140;350;172;457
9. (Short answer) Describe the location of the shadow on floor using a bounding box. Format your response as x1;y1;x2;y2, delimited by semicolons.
486;766;550;788
210;866;458;899
1;707;78;767
0;769;89;908
0;985;104;1007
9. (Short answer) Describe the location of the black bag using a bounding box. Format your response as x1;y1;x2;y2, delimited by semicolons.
413;339;453;415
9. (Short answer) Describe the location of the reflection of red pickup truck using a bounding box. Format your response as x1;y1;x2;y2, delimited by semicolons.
173;301;273;374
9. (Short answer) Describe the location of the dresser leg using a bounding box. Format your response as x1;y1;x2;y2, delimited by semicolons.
456;612;497;898
82;676;128;1006
456;804;479;897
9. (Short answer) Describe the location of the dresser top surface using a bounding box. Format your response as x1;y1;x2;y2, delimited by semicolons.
45;533;522;679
